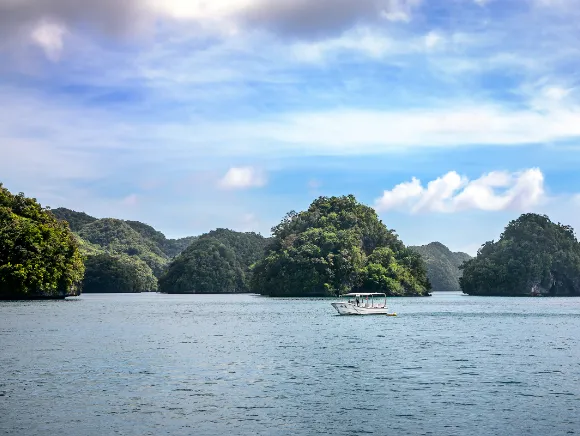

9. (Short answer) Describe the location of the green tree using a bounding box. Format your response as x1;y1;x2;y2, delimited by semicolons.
0;184;85;299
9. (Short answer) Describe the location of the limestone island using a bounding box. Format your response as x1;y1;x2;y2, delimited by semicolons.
0;184;84;300
461;213;580;296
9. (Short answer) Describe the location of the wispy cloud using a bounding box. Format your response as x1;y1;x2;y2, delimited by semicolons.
189;104;580;154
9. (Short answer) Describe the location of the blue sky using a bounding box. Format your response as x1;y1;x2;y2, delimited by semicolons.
1;0;580;254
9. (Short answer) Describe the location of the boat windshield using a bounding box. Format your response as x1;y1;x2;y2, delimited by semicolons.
342;293;387;308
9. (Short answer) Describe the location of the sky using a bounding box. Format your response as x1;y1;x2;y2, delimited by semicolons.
1;0;580;255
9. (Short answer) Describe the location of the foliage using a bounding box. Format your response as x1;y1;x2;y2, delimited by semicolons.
123;220;197;258
0;184;85;299
50;208;200;293
201;228;267;268
51;208;97;232
158;230;268;294
410;242;471;292
77;218;170;277
250;195;431;297
163;236;198;258
125;220;167;249
83;253;157;293
460;213;580;296
54;208;196;259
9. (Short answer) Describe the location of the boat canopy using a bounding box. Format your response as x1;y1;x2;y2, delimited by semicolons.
342;293;386;297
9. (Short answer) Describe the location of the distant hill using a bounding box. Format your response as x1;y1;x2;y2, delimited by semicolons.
50;207;198;292
78;218;169;277
125;220;197;258
159;229;269;294
51;208;196;259
409;242;471;292
51;208;97;232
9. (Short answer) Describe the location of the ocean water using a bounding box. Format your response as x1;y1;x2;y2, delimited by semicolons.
1;292;579;436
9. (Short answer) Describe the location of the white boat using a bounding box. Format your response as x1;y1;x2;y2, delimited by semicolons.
331;292;397;316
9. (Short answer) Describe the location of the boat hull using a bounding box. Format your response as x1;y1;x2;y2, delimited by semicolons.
331;302;396;316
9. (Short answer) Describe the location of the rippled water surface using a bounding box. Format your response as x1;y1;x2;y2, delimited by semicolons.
1;292;580;435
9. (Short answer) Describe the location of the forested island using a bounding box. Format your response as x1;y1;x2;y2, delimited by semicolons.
158;229;268;294
50;209;196;293
3;183;580;298
460;213;580;296
250;195;431;297
0;184;84;299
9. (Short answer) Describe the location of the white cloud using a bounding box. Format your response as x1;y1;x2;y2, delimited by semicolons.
148;0;255;20
218;167;266;190
381;0;422;22
425;31;443;50
31;19;67;61
292;28;398;61
292;27;445;62
374;177;424;211
543;86;571;101
375;168;545;213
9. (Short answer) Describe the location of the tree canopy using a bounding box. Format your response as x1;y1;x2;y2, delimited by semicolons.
158;229;268;294
0;184;85;299
410;242;471;292
51;208;198;293
77;218;170;277
250;195;431;297
51;208;97;232
460;213;580;296
83;253;157;293
124;220;197;258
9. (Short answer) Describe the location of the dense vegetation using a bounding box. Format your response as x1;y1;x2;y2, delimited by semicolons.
460;213;580;296
51;208;196;293
159;229;268;294
51;208;97;232
19;195;580;300
410;242;471;292
78;218;170;277
250;195;431;297
124;220;197;258
0;184;84;299
83;253;157;293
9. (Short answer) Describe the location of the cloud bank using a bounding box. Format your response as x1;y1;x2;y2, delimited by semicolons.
0;0;422;48
375;168;545;213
